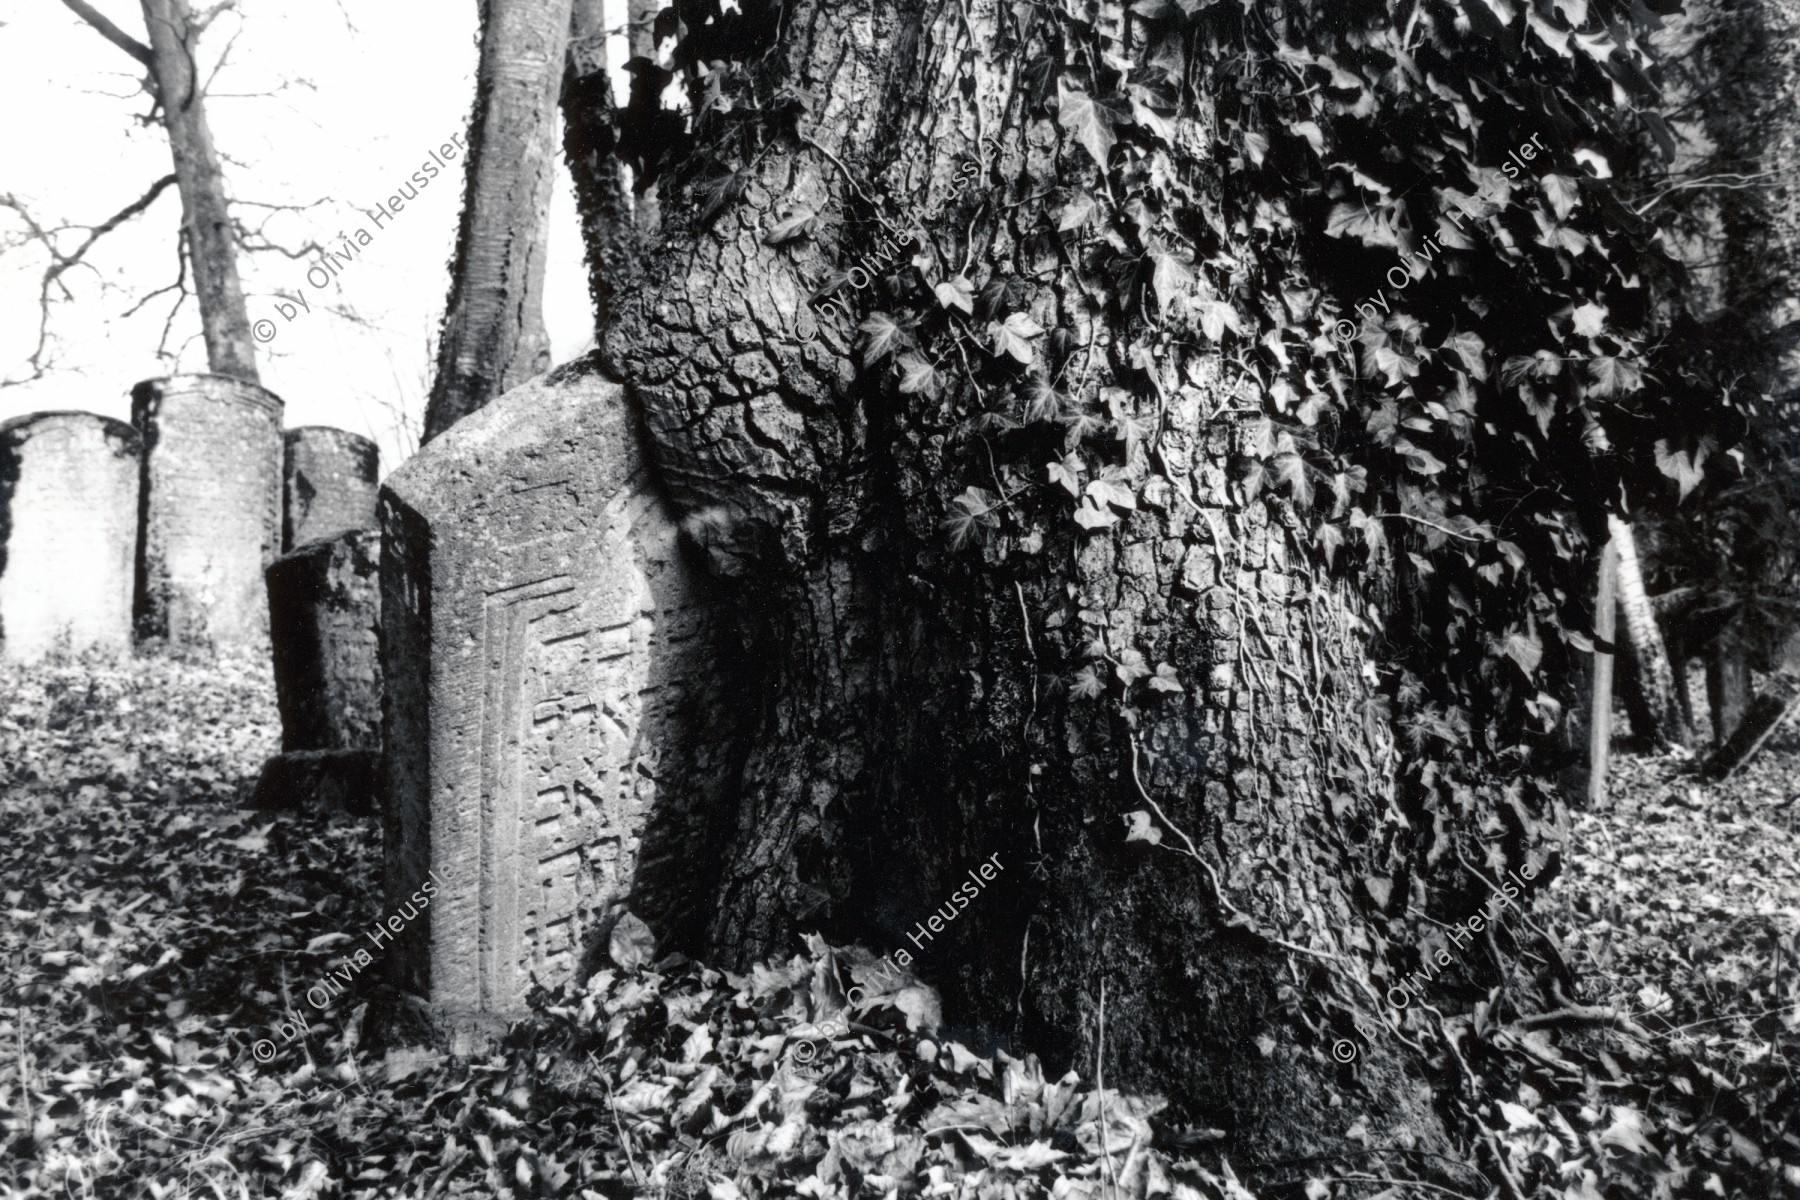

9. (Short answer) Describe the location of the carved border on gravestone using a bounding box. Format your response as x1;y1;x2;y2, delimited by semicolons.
382;362;729;1016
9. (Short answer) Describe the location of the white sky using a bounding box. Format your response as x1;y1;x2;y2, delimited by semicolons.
0;0;624;475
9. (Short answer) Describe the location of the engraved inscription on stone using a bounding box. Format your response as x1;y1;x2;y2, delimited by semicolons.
381;363;724;1015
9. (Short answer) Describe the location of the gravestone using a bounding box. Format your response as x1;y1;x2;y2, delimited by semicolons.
0;412;141;660
283;427;380;551
380;359;728;1015
266;528;381;750
132;375;284;649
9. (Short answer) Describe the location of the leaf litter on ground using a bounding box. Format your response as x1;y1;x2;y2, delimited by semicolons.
2;652;1798;1199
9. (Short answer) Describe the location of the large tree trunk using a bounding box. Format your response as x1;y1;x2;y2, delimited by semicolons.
565;0;1450;1169
138;0;258;382
1610;515;1692;748
421;0;570;443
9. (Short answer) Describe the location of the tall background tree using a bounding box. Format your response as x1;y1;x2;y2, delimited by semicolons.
16;0;263;384
421;0;572;442
1621;0;1800;748
552;0;1737;1181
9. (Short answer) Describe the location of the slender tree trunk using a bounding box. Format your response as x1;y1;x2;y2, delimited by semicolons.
138;0;258;383
1589;539;1618;803
626;0;660;234
566;0;1449;1170
422;0;571;443
561;0;635;333
1707;638;1752;744
1609;515;1692;748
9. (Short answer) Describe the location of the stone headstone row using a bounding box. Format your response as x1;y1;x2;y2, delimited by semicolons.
0;374;380;662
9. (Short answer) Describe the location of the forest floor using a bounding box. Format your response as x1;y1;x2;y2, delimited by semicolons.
0;652;1796;1200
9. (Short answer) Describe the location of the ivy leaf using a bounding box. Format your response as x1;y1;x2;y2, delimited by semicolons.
1325;202;1401;249
1242;128;1269;166
1395;439;1447;476
859;312;906;362
1115;648;1150;686
762;208;817;245
1273;452;1313;509
1570;302;1608;338
933;276;975;314
1059;191;1099;232
609;911;657;970
1442;331;1488;380
1147;663;1184;694
1023;376;1065;423
1197;300;1244;344
1086;476;1137;512
1587;356;1642;398
1057;79;1116;167
1072;665;1106;700
1316;521;1346;567
1122;810;1163;845
1151;249;1196;312
1073;499;1118;530
988;312;1043;365
897;352;939;396
944;486;1000;548
1654;439;1705;502
1047;452;1085;497
1541;173;1580;220
1499;625;1543;680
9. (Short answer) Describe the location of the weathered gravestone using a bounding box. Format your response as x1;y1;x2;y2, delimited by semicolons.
380;360;730;1015
0;413;141;660
132;375;284;649
283;427;379;551
267;528;381;750
251;529;382;813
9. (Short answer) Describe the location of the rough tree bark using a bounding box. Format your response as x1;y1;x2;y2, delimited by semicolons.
421;0;570;443
1610;515;1693;748
59;0;259;381
564;0;1451;1170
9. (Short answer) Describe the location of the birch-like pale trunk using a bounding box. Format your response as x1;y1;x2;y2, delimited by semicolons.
1610;515;1692;748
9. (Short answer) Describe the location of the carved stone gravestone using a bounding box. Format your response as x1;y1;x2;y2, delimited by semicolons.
380;361;728;1015
283;427;380;551
251;529;382;814
267;528;381;751
0;413;141;660
132;375;284;649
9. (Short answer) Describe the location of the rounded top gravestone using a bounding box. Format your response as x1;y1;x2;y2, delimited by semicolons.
283;426;380;551
132;374;284;651
0;411;141;661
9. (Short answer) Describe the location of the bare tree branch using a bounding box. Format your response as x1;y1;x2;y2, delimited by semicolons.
191;0;236;35
59;0;153;66
0;175;179;385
